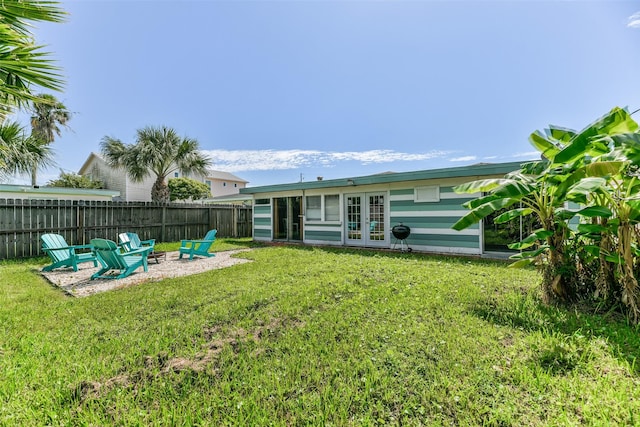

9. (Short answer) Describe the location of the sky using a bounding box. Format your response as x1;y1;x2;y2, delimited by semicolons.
8;0;640;187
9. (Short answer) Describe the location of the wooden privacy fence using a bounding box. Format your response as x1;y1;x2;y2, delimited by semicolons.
0;199;252;260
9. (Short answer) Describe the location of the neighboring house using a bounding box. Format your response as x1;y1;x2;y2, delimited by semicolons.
239;161;531;257
78;153;248;202
201;170;248;197
0;184;119;201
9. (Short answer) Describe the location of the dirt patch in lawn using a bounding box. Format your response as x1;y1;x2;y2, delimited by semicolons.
40;249;253;297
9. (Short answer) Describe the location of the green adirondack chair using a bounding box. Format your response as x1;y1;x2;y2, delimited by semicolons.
90;238;151;280
41;233;98;272
179;229;217;260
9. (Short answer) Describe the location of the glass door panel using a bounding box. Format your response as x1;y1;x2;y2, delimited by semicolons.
368;194;386;242
346;195;363;242
273;197;302;241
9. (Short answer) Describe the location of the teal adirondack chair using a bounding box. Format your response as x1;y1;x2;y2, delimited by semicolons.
119;232;164;263
90;238;151;280
41;233;98;272
118;232;155;252
179;229;217;260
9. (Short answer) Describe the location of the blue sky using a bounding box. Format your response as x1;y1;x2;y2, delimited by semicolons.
11;0;640;187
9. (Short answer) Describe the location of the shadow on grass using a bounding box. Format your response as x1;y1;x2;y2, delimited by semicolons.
267;242;512;266
470;292;640;375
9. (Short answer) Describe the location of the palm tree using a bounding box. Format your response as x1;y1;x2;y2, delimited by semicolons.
0;121;54;182
0;1;66;119
100;126;211;203
29;93;71;185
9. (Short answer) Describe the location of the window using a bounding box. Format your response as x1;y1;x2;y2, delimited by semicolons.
255;198;270;205
234;183;237;187
223;182;227;187
174;172;179;178
414;185;440;202
205;180;211;189
306;195;340;221
325;195;340;221
306;196;321;220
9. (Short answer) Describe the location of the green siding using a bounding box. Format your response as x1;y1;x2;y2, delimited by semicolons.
390;198;471;211
254;217;271;226
254;206;271;215
390;216;479;229
406;233;480;248
254;229;271;238
390;189;414;196
305;231;342;241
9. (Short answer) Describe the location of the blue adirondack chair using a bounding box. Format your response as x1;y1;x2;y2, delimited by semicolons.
90;238;151;280
41;233;98;272
179;229;217;260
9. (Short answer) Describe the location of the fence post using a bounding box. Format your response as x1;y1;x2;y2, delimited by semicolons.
161;205;166;242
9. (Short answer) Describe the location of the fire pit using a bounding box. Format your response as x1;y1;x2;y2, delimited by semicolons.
391;224;412;252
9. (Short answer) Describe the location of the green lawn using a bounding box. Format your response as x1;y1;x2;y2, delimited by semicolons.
1;242;639;425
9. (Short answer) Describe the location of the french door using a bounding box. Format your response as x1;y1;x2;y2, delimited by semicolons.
345;192;388;247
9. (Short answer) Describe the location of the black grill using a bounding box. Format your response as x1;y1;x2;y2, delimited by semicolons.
391;224;412;252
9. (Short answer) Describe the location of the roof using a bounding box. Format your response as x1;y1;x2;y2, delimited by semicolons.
240;161;530;194
205;170;248;183
78;152;104;175
0;184;120;198
202;194;253;205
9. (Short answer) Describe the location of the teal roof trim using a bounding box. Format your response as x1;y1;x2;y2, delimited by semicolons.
240;161;530;195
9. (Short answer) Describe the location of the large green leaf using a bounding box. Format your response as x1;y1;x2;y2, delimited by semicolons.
464;193;500;209
453;178;510;195
493;208;533;224
554;107;638;164
508;259;534;268
509;245;549;260
585;161;626;177
567;177;607;198
493;180;537;199
577;205;613;218
547;125;576;143
508;229;553;250
576;223;609;234
451;197;519;231
529;131;560;160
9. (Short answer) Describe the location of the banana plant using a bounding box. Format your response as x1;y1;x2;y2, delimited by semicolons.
453;160;578;302
453;107;640;305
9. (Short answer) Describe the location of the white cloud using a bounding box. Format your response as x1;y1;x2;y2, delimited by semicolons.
201;148;448;172
628;12;640;28
449;155;477;162
510;151;539;159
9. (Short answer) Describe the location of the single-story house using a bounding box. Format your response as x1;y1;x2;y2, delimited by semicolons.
0;184;119;201
239;161;531;256
78;152;248;202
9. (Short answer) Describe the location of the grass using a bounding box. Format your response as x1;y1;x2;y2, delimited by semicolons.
1;242;639;425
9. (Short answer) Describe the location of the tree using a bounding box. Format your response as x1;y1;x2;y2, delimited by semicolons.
100;126;211;203
0;121;54;181
0;1;66;119
47;171;103;189
168;177;211;202
29;93;71;185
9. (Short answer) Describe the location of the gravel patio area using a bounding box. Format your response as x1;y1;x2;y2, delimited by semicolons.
40;249;253;297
